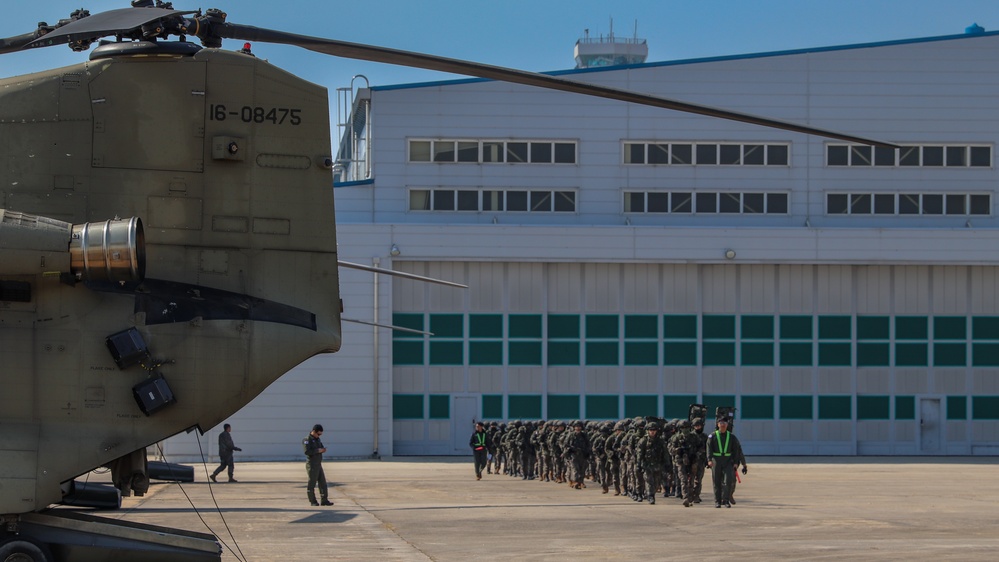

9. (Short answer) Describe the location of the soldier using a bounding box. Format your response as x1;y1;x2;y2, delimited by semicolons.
636;422;669;505
605;421;625;495
592;422;611;493
691;417;708;503
706;417;745;508
486;421;499;474
549;421;568;483
303;424;333;506
565;420;591;489
668;419;698;507
210;423;242;483
520;421;536;480
470;421;489;480
490;423;506;475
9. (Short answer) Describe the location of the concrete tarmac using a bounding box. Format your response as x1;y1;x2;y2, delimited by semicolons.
106;457;998;561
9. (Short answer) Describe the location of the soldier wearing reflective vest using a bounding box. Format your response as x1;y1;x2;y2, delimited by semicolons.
705;417;744;508
470;421;489;480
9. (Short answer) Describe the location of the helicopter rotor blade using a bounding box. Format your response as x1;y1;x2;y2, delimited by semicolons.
219;23;896;148
23;7;197;50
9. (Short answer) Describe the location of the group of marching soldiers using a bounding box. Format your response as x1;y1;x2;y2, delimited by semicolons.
477;412;748;507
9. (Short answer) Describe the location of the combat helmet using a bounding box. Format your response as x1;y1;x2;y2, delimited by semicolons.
647;422;660;431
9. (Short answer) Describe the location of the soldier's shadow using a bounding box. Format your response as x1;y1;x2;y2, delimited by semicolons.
291;511;357;524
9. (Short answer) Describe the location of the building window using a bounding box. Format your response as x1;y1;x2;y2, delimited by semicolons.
827;193;989;216
826;143;991;167
409;139;576;164
624;142;791;166
624;191;788;214
410;189;576;213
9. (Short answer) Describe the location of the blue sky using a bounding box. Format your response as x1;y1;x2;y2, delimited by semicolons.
4;1;999;95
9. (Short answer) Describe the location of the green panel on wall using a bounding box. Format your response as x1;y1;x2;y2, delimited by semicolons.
664;315;697;339
625;315;658;338
482;395;503;419
818;396;852;420
703;315;736;339
780;316;813;339
818;343;851;366
429;341;463;365
469;341;503;365
973;317;999;340
664;342;697;365
547;395;580;419
430;314;463;338
819;316;851;339
946;396;967;420
393;341;424;365
548;341;580;365
429;394;450;419
780;395;813;419
741;395;774;419
857;343;889;367
741;342;774;366
586;395;620;419
393;394;423;419
895;396;915;420
934;316;966;340
624;395;659;417
508;314;542;338
741;315;774;339
857;396;890;420
508;395;542;419
586;342;619;366
894;343;927;367
508;342;542;365
624;342;658;365
703;342;736;366
548;314;580;339
469;314;503;338
664;395;697;418
392;313;424;339
895;316;928;340
586;315;619;338
857;316;889;340
933;343;966;367
972;396;999;420
780;343;813;366
972;343;999;367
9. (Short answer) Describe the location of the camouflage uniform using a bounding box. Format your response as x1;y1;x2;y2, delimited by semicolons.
636;422;669;504
565;422;591;489
667;420;698;507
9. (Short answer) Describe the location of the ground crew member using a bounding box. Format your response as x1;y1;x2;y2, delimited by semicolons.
210;423;242;483
304;424;333;506
470;421;489;480
706;417;744;508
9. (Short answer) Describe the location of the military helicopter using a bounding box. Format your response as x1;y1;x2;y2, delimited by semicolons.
0;2;892;560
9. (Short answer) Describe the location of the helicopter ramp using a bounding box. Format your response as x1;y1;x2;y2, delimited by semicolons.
16;510;220;561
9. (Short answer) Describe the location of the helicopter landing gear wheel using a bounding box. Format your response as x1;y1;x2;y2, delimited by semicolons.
0;538;53;562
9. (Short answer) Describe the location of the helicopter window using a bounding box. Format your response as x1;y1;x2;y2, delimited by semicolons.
671;144;693;164
409;190;431;210
483;142;504;162
767;193;788;214
457;142;479;162
874;194;896;214
530;191;552;211
625;143;645;164
719;144;741;165
696;144;717;165
433;141;456;162
768;145;789;166
506;142;528;163
554;143;577;163
409;140;432;162
742;193;765;213
507;191;528;211
530;143;552;163
719;193;741;213
743;145;765;165
671;193;693;213
647;192;669;213
554;192;576;212
695;192;718;213
432;190;455;210
457;190;479;211
922;146;944;166
648;144;669;164
922;194;944;215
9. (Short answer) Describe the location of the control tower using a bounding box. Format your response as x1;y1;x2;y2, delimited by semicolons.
574;20;648;69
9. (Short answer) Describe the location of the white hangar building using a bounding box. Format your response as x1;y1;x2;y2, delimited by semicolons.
169;27;999;461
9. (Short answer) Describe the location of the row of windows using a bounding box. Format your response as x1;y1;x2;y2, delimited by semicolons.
827;144;991;167
409;140;577;164
409;189;576;212
624;191;788;214
624;142;790;166
827;193;990;216
392;393;999;422
393;314;999;367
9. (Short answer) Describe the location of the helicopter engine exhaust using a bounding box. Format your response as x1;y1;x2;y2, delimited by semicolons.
0;209;145;283
70;217;146;284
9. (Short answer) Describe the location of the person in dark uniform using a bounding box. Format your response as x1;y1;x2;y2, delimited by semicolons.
210;423;241;483
470;421;489;480
706;417;744;508
303;424;333;506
